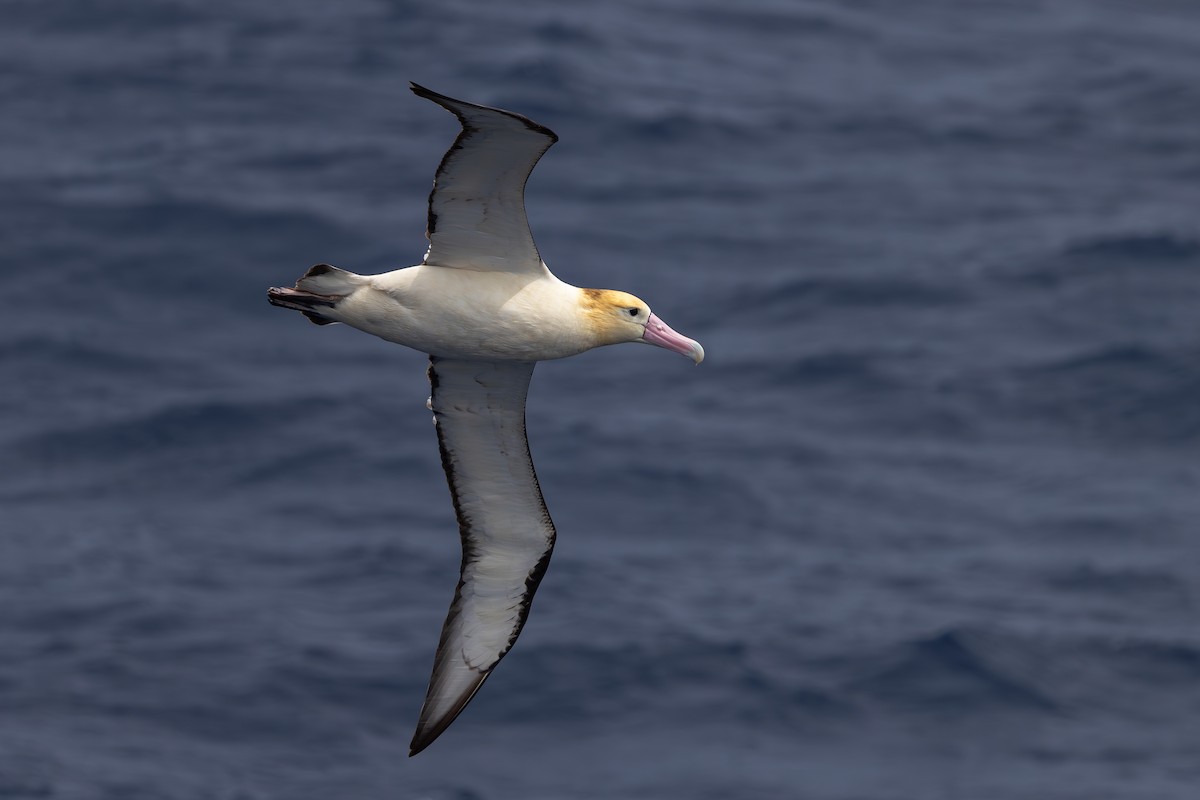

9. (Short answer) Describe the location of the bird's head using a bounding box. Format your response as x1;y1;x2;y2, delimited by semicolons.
580;288;704;364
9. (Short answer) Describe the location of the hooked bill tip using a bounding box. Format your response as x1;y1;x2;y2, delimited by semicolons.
643;312;704;365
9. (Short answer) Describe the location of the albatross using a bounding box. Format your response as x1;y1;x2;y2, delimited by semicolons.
267;83;704;756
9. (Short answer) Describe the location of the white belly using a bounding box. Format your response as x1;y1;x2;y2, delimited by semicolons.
333;265;591;361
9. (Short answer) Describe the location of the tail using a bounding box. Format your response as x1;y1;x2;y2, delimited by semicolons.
267;264;365;326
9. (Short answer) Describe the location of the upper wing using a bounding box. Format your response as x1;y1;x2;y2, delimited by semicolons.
411;83;558;274
410;357;556;756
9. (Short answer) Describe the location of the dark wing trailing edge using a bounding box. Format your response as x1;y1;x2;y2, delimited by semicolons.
410;82;558;274
410;357;556;756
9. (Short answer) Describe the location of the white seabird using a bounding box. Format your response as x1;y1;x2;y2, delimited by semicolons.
268;83;704;756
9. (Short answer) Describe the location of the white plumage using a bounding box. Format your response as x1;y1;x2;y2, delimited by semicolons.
268;83;703;756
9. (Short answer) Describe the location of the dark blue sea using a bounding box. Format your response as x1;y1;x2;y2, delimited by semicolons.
4;1;1199;797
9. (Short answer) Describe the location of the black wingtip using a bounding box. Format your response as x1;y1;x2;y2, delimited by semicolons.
407;716;448;757
409;81;441;102
407;82;559;141
408;734;432;758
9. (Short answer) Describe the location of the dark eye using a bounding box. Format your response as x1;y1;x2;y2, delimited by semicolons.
628;308;639;317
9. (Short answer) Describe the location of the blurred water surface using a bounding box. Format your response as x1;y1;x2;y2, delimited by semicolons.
3;1;1200;798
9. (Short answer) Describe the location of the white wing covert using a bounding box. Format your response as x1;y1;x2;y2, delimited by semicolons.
410;357;556;755
411;83;558;274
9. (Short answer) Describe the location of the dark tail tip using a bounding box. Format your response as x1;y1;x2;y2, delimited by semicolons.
267;286;341;326
267;286;339;309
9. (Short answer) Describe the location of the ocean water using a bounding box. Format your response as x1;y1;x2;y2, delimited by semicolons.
3;1;1200;797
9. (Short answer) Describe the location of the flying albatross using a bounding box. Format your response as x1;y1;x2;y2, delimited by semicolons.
268;83;704;756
